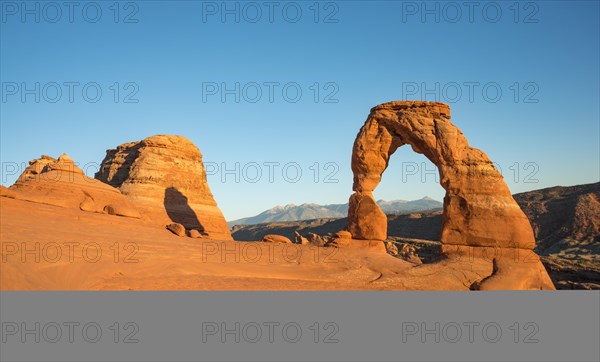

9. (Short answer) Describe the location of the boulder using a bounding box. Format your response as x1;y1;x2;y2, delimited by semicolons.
262;234;293;244
384;241;399;256
306;232;327;246
333;230;352;239
188;229;203;238
294;231;309;245
398;244;422;265
166;223;186;237
95;135;232;240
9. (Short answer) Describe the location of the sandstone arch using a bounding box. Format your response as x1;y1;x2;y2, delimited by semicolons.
347;101;554;289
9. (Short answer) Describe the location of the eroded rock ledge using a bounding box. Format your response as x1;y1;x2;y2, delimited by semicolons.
96;135;232;240
6;153;141;218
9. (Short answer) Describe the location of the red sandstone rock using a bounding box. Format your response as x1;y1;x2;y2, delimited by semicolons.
8;154;141;218
166;223;186;237
96;135;232;240
0;185;15;198
384;241;399;256
262;234;293;244
333;230;352;239
294;231;309;245
349;101;534;249
188;229;204;238
325;237;386;253
347;100;554;290
348;192;387;240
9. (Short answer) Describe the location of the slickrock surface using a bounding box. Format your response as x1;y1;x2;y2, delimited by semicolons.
96;135;231;240
6;154;140;218
1;195;498;291
347;100;554;290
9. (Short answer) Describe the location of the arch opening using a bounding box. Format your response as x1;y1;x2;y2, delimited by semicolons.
372;143;445;203
371;146;444;249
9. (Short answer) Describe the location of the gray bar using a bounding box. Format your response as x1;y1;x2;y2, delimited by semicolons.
1;291;598;361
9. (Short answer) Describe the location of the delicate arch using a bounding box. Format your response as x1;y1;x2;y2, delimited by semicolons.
348;101;535;250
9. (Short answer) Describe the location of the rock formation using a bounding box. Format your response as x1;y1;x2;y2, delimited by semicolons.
398;243;422;265
262;234;293;244
189;229;203;238
333;230;352;239
294;231;309;245
306;232;327;246
514;182;600;253
0;185;16;198
347;100;554;290
96;135;232;240
384;241;399;256
166;223;186;237
514;182;600;289
6;154;141;218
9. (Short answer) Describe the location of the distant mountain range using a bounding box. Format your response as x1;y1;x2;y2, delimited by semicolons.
227;197;443;226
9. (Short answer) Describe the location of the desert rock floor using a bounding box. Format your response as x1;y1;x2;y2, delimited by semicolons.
1;198;495;290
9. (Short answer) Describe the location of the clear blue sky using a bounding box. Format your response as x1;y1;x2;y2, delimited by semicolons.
1;0;599;220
